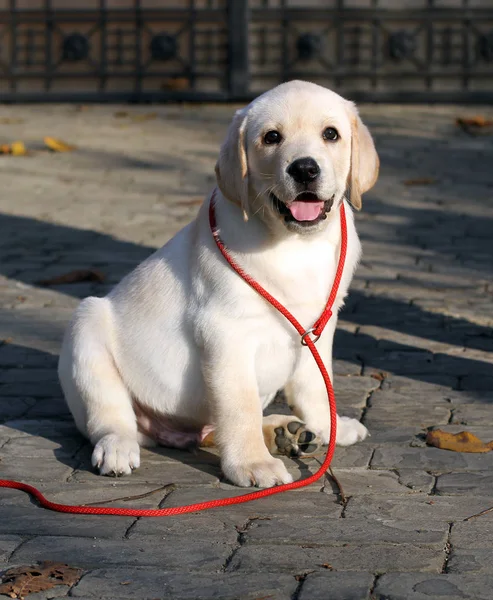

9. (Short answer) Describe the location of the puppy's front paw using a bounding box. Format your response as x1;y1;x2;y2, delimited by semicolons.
92;434;140;477
336;416;369;447
223;456;293;488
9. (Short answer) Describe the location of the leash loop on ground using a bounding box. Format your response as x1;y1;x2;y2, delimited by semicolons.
0;189;348;517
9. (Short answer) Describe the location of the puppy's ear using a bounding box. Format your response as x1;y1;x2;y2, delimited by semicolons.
215;108;249;219
346;103;379;210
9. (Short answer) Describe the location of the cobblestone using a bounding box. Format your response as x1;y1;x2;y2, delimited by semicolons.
0;102;492;598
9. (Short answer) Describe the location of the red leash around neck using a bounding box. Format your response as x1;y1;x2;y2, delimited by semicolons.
0;191;347;517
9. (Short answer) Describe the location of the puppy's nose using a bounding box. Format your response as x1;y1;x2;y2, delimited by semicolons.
287;157;320;184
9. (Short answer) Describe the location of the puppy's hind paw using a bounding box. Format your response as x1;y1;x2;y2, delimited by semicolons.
274;420;321;457
92;434;140;477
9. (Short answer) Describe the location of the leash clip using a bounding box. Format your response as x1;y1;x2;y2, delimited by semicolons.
300;327;321;346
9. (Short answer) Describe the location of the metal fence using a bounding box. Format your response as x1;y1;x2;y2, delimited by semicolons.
1;0;492;103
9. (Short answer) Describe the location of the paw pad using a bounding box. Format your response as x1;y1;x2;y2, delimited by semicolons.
274;421;321;457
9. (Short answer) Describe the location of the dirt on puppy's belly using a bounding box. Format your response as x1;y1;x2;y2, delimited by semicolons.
133;401;214;449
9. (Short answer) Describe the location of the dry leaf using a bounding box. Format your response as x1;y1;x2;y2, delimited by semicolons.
130;112;157;123
44;137;76;152
181;197;205;207
11;142;28;156
0;562;83;599
426;429;493;453
456;116;493;136
114;111;129;118
403;178;437;186
370;371;387;381
0;142;28;156
36;269;105;286
456;116;493;128
0;117;25;124
161;76;190;91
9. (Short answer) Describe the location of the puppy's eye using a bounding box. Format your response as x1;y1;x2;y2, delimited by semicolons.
264;130;282;145
322;127;339;141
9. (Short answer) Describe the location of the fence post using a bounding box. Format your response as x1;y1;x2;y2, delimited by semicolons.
227;0;249;100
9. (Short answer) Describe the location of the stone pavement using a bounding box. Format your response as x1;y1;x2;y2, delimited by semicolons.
0;102;492;600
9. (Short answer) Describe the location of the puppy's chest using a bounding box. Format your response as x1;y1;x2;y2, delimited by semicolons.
251;250;338;396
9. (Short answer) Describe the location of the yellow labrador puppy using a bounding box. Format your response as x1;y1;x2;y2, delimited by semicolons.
58;80;379;488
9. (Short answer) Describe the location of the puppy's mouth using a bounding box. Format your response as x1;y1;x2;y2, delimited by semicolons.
270;191;334;227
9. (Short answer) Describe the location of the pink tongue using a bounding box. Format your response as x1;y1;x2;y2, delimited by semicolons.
289;200;324;222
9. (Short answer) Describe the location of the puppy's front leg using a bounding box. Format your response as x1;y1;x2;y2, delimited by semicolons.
286;322;369;447
203;347;293;488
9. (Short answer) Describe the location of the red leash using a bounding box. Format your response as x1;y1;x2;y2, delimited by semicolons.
0;192;347;517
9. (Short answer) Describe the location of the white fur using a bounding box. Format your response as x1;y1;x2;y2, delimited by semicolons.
58;80;379;486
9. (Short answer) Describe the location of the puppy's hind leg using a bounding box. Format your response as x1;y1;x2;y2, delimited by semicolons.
58;297;140;476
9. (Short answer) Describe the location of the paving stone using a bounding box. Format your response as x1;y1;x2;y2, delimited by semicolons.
451;403;493;425
0;435;81;459
333;375;380;409
447;548;493;574
0;347;58;370
160;487;343;518
0;396;36;421
372;446;493;471
323;468;433;495
129;512;238;543
70;458;221;486
244;517;448;546
345;495;493;522
436;471;493;496
0;419;80;439
298;572;374;600
364;404;451;429
0;455;76;482
13;536;234;571
396;470;435;493
71;569;297;599
0;481;177;510
0;535;23;563
227;543;443;573
0;506;133;538
450;519;493;549
374;573;493;600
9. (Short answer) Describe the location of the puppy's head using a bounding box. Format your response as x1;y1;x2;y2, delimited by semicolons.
215;80;379;235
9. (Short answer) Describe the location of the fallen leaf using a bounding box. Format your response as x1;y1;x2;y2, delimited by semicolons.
120;581;132;585
0;141;29;156
403;178;437;186
36;269;105;286
114;111;129;118
456;116;493;136
0;117;25;124
426;429;493;453
456;116;493;127
131;112;157;123
370;371;387;381
11;142;28;156
1;337;13;344
44;137;76;152
181;197;205;207
0;562;83;599
161;76;190;91
320;563;333;570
